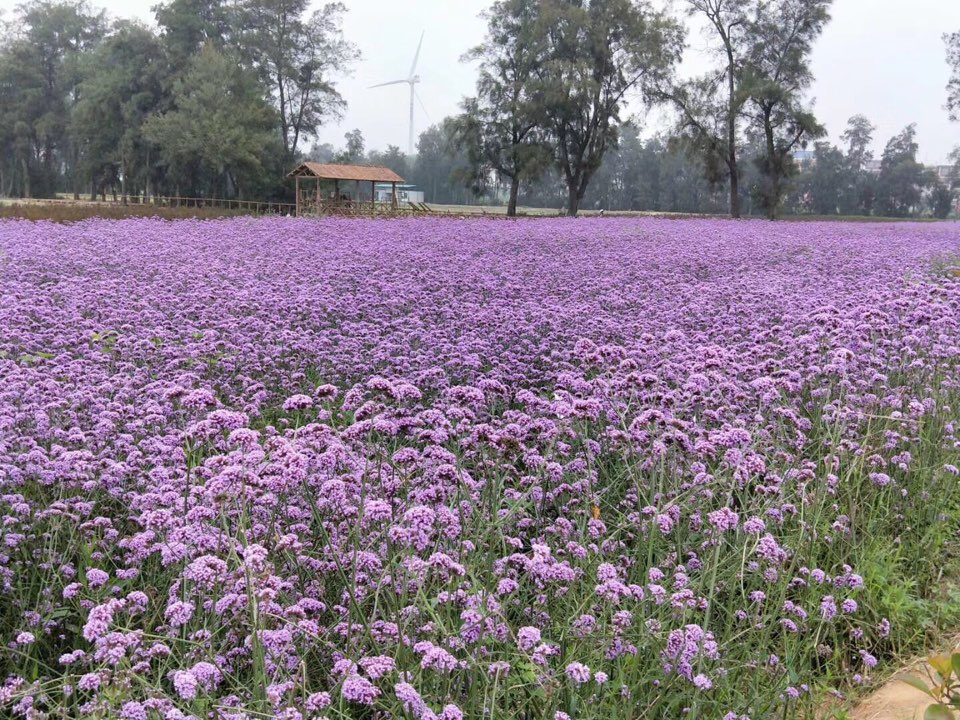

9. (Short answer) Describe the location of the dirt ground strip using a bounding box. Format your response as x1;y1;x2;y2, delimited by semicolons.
849;654;958;720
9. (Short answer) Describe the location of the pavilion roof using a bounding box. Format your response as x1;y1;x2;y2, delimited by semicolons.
287;162;405;183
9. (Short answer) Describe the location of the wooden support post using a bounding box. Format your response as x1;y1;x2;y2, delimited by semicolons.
392;182;397;210
295;176;301;217
356;180;360;214
334;179;339;207
371;180;375;214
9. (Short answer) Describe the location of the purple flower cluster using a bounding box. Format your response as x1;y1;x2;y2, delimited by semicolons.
1;216;959;718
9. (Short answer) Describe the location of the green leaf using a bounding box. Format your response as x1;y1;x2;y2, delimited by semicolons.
932;655;954;683
902;675;935;698
516;660;539;685
925;704;956;720
951;653;960;680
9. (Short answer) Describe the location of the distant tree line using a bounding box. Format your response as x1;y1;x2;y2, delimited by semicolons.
451;0;959;218
1;0;957;219
316;113;954;219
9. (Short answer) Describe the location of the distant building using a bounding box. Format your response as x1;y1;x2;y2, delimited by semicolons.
864;161;956;182
792;149;817;168
375;183;424;204
932;165;957;184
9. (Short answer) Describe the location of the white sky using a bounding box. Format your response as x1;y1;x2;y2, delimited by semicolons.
2;0;959;164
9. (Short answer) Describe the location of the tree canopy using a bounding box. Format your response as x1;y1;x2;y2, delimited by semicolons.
537;0;684;216
457;0;550;216
946;30;960;122
875;124;926;218
0;0;355;201
742;0;830;219
143;44;279;198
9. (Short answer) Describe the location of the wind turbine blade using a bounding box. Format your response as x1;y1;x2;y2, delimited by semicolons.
414;88;431;121
409;31;424;78
369;79;408;88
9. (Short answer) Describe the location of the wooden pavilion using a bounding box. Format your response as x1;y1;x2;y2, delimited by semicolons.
287;162;406;216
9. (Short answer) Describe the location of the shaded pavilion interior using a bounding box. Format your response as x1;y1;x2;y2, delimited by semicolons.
286;162;406;216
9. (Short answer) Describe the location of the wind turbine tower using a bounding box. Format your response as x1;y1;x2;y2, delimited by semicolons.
370;32;426;156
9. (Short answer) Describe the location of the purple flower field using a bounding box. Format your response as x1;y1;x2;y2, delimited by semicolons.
3;216;960;719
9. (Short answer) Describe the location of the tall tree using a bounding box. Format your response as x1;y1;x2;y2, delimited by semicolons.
665;0;750;218
333;128;364;164
0;33;32;196
946;34;959;216
305;141;335;163
412;120;479;205
840;114;876;215
950;146;960;186
875;124;925;217
239;0;358;161
799;141;845;215
152;0;232;73
367;145;409;178
582;120;647;211
946;30;960;122
841;114;874;171
143;45;279;198
928;177;954;219
460;0;550;216
537;0;683;216
0;0;106;197
741;0;830;219
71;21;167;201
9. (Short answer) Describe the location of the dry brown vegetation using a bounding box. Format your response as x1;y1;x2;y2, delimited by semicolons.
0;202;282;223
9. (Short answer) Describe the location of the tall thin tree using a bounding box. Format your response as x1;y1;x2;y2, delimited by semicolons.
663;0;750;218
741;0;830;219
945;30;960;122
459;0;549;216
239;0;358;161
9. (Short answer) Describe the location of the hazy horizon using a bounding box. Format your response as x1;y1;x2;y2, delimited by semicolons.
2;0;958;165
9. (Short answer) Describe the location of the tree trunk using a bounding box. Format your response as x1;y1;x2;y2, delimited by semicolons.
566;182;580;217
725;40;741;219
21;157;30;199
145;148;152;202
73;145;81;200
507;175;520;217
764;119;778;220
729;162;741;218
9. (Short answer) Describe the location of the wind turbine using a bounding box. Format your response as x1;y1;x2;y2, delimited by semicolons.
370;32;428;156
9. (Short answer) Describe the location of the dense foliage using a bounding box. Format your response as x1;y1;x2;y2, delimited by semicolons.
3;217;960;718
0;0;355;202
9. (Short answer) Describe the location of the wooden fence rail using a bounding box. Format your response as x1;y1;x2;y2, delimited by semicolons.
18;193;454;218
113;195;297;215
95;195;431;217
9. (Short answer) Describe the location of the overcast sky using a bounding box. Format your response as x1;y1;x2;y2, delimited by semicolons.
3;0;958;164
